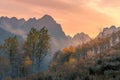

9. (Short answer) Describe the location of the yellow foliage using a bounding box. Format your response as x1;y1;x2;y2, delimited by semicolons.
24;56;32;67
69;46;76;53
62;47;69;53
62;46;76;53
69;57;77;64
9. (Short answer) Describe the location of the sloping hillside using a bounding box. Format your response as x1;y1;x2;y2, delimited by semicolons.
21;42;120;80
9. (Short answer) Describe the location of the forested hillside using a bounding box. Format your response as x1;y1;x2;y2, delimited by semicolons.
20;34;120;80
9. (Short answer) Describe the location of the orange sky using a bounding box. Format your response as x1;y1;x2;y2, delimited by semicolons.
0;0;120;38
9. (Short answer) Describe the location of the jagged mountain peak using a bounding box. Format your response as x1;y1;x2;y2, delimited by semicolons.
103;25;116;32
110;25;116;29
21;14;66;39
97;25;120;38
70;32;91;46
41;14;54;20
73;32;90;38
27;17;37;22
10;17;18;20
0;16;25;21
0;16;9;19
39;14;56;24
19;18;25;22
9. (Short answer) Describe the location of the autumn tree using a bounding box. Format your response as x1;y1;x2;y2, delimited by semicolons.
24;27;39;72
53;46;76;66
36;27;50;69
24;27;50;72
4;36;19;78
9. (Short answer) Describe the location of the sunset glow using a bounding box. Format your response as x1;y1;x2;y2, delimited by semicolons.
0;0;120;37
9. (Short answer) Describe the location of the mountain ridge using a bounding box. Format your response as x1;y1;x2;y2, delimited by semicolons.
97;25;120;38
0;15;91;47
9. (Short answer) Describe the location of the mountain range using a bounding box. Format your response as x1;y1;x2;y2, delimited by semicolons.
0;14;120;70
0;15;92;49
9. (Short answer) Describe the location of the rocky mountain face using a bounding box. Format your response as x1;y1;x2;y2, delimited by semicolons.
97;26;120;47
86;26;120;57
22;15;66;39
97;25;120;38
71;32;91;46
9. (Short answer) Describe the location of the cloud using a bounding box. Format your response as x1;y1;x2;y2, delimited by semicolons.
10;0;81;12
3;23;26;38
85;0;120;24
99;0;120;7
